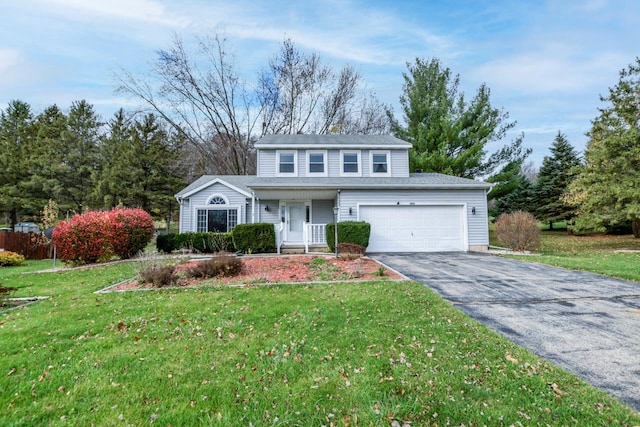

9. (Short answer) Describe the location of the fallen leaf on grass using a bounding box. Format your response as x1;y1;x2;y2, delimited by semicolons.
505;352;519;364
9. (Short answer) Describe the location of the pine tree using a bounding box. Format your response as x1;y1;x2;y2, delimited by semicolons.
0;100;36;225
392;58;529;178
534;132;582;229
55;100;102;213
567;58;640;237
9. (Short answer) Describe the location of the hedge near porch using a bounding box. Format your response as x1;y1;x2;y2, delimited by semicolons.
326;221;370;252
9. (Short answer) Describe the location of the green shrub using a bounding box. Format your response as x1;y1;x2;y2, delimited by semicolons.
156;233;179;253
157;232;234;253
494;211;541;251
138;264;179;287
187;256;243;279
326;221;371;252
232;223;276;253
0;251;25;267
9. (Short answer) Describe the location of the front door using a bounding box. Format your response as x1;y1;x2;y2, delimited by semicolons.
287;202;305;243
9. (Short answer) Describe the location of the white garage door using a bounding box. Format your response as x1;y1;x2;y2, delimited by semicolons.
359;205;466;252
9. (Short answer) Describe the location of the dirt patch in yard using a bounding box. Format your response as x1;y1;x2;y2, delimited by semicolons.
105;255;402;292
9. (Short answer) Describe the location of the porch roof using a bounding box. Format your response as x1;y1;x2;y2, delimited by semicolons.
176;173;492;200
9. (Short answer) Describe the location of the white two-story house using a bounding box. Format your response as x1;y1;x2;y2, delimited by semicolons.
175;134;492;253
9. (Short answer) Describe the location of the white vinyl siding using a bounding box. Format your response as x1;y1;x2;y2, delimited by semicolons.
180;182;249;232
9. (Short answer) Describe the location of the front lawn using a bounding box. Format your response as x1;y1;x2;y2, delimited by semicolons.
505;231;640;282
1;261;638;425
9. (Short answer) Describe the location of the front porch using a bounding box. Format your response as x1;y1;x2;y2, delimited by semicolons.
275;222;329;254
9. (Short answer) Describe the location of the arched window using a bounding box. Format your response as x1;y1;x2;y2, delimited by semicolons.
209;196;226;205
197;194;237;232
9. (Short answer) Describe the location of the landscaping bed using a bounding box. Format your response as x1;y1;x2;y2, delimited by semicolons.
106;255;401;291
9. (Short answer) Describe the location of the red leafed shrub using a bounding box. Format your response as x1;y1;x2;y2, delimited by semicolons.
53;208;154;265
494;210;541;251
107;208;154;259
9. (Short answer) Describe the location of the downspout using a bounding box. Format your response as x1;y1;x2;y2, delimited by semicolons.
175;196;183;233
251;192;256;224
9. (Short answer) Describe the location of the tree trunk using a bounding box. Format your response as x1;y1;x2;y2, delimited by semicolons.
632;219;640;238
549;221;553;230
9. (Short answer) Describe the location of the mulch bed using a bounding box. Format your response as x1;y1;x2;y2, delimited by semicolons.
106;255;402;292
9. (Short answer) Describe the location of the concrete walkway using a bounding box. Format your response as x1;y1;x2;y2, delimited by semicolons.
371;252;640;412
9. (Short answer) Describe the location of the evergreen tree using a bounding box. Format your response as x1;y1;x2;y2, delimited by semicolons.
491;177;536;218
0;100;36;225
392;58;529;178
27;105;68;215
534;132;582;229
567;58;640;237
94;112;185;226
55;100;102;213
94;109;134;209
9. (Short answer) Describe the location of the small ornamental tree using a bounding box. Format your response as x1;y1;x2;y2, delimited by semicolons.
53;208;154;264
494;211;541;252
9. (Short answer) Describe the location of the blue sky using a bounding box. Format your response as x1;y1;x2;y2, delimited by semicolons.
1;0;638;167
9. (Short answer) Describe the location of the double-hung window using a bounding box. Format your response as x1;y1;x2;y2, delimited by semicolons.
277;150;297;176
370;150;390;176
196;195;238;232
340;150;361;176
307;151;327;176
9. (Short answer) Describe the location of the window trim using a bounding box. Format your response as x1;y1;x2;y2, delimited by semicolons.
370;150;391;176
276;150;298;177
206;194;229;205
306;150;328;177
195;206;240;233
340;150;361;177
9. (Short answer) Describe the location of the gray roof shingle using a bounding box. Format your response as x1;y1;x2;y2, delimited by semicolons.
176;173;491;198
254;134;412;149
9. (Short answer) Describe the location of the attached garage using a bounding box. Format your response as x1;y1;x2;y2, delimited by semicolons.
359;204;467;252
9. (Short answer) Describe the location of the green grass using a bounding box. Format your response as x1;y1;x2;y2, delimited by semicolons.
501;230;640;282
1;261;639;425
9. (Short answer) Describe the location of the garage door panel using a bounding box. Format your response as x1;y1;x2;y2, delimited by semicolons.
360;205;465;252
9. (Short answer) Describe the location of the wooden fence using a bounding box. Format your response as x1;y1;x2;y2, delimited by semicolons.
0;231;51;260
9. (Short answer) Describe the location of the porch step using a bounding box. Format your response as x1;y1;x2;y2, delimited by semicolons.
281;245;306;254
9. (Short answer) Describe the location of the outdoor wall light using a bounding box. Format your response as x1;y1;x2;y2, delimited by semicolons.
349;207;353;215
471;207;476;215
264;205;270;212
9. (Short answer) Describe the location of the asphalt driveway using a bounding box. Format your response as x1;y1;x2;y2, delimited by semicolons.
371;252;640;412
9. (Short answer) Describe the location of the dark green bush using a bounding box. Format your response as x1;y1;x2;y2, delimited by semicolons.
326;221;370;251
156;232;234;253
156;233;179;253
187;256;243;279
232;223;276;253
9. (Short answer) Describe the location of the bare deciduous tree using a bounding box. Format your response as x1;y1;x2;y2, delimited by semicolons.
117;35;390;176
258;39;390;135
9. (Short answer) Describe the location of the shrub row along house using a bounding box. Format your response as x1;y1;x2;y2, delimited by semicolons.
175;135;491;253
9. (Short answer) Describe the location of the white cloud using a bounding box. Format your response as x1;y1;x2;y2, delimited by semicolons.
37;0;183;26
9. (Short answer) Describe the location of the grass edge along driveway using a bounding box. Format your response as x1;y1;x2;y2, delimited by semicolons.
1;260;639;426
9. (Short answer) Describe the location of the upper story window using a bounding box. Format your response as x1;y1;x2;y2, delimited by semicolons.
277;150;297;176
340;150;361;177
370;150;390;176
307;151;327;176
